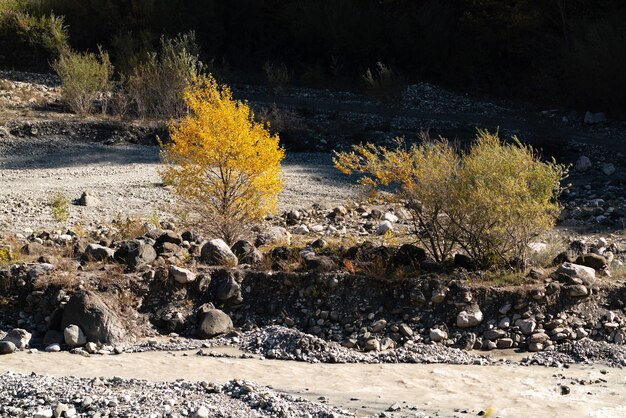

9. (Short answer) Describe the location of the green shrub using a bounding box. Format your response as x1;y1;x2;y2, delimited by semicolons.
335;130;568;268
126;32;202;119
50;192;70;222
263;61;291;91
362;62;405;101
0;2;69;70
52;47;113;115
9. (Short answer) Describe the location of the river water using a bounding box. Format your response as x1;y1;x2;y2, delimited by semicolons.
2;347;625;417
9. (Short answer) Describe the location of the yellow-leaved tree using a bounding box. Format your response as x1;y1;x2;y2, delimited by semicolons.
160;75;285;244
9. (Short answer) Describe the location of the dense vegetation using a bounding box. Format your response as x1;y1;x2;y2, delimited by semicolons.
335;131;568;268
1;0;625;112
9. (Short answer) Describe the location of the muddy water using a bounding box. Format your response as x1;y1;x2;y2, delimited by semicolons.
2;348;625;418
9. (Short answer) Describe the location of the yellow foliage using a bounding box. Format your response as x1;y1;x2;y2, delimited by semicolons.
160;75;285;244
334;131;568;268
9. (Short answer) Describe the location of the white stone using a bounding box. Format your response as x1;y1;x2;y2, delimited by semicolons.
457;310;483;328
168;265;196;284
33;409;53;418
383;212;399;223
376;221;393;235
429;328;447;342
293;224;310;235
193;405;209;418
64;324;87;347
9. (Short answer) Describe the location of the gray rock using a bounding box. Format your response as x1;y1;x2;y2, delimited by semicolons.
231;240;263;264
602;163;616;176
114;240;157;270
376;221;393;235
255;226;291;247
168;265;196;284
574;156;592;172
61;291;129;345
0;340;16;354
79;190;100;207
64;324;87;347
398;323;413;338
528;332;550;344
517;319;536;335
567;284;589;297
483;329;507;340
457;310;483;328
198;309;233;338
45;343;61;352
54;402;69;418
429;328;447;342
201;239;238;266
575;253;607;271
85;342;98;354
304;255;336;272
33;408;53;418
363;338;380;351
293;224;310;235
84;243;114;262
584;111;606;125
556;262;596;285
216;273;242;302
496;338;514;349
155;230;183;246
371;319;388;333
21;242;45;256
2;328;32;349
193;406;209;418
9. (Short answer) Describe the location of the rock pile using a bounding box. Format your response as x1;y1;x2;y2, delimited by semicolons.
0;372;353;417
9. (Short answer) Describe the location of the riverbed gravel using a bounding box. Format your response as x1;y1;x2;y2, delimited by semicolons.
0;372;354;418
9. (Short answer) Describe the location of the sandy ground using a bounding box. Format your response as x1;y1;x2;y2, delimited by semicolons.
2;348;626;418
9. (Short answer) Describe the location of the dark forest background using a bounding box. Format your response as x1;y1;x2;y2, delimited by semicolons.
1;0;625;113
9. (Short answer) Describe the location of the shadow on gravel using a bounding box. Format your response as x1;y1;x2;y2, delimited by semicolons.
0;142;161;170
281;152;359;187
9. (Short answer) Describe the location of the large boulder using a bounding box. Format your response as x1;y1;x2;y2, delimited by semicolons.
197;309;233;338
215;270;242;302
456;309;483;328
201;239;238;266
303;255;336;272
114;240;157;270
0;341;16;355
61;291;130;345
392;244;426;268
231;240;263;265
2;328;32;349
63;324;87;347
575;253;608;271
21;242;45;256
84;244;115;262
79;190;101;207
155;230;183;246
556;262;596;286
